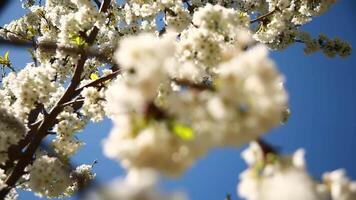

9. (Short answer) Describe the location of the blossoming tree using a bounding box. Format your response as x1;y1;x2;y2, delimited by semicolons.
0;0;354;199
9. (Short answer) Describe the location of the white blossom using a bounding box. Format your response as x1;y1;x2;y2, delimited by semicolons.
87;169;188;200
28;155;71;198
238;142;356;200
81;87;106;122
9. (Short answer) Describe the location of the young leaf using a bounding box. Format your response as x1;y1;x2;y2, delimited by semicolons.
4;51;9;61
90;73;100;81
172;123;194;141
0;51;10;66
73;35;86;47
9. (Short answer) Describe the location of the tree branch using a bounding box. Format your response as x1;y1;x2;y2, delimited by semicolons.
182;0;195;14
256;138;278;158
0;38;112;64
250;9;278;24
74;69;121;96
92;0;101;8
172;78;215;91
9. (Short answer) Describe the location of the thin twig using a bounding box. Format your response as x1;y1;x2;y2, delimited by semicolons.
92;0;101;8
61;98;85;108
182;0;195;14
256;138;278;158
250;9;278;24
0;38;112;64
74;69;121;96
172;78;215;91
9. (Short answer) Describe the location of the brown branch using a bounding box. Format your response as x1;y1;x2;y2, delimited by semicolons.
0;0;112;198
92;0;101;8
182;0;195;14
164;7;177;17
27;103;44;124
256;139;278;158
172;78;215;91
2;103;44;170
250;9;278;24
0;38;112;64
61;98;85;109
6;68;119;166
74;69;121;96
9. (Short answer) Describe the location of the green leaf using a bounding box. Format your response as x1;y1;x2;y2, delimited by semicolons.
257;24;267;33
90;73;99;81
172;123;194;141
0;51;10;66
130;117;148;138
238;11;248;19
4;51;9;61
266;153;277;164
70;35;87;47
253;160;265;176
26;25;36;38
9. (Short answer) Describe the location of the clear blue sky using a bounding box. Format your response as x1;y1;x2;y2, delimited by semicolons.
1;1;356;199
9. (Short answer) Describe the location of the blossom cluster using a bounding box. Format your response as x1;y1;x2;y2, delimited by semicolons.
1;63;57;121
87;168;187;200
19;155;96;198
104;30;287;176
238;142;356;200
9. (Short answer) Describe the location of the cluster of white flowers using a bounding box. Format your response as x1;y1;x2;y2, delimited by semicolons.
1;63;57;121
0;9;40;41
192;3;250;35
87;168;187;200
104;33;198;175
71;164;96;183
165;4;192;33
177;4;251;69
57;0;104;47
321;169;356;200
207;45;287;145
52;107;85;158
27;155;72;198
69;164;96;193
81;87;106;122
238;142;356;200
25;155;96;198
104;29;287;175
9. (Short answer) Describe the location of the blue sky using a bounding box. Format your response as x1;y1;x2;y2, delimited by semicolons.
1;1;356;199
